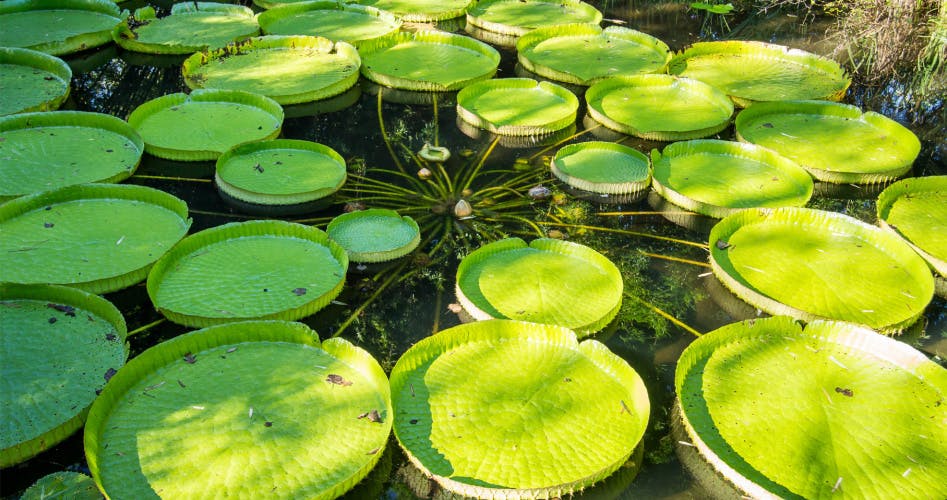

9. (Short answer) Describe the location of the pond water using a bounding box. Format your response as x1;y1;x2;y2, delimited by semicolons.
3;0;946;497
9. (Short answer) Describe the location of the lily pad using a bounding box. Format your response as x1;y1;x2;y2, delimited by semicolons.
675;316;947;499
355;0;473;22
359;31;500;92
735;100;921;184
85;320;391;499
147;220;348;327
551;141;651;194
877;176;947;278
183;35;361;105
709;207;934;332
112;2;259;54
456;237;623;335
456;78;579;136
466;0;602;36
390;319;649;498
517;24;671;86
0;47;71;116
586;74;734;140
650;139;813;218
0;184;191;294
21;471;101;500
258;1;401;47
0;111;143;201
327;209;420;263
1;283;126;467
668;41;851;107
215;139;347;214
0;0;123;55
127;89;283;161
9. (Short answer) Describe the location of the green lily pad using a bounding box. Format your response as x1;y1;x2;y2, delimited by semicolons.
456;237;623;335
650;139;813;218
668;41;851;107
0;0;122;55
112;2;259;55
0;111;143;201
709;207;934;332
735;100;921;184
355;0;473;22
258;1;401;47
147;220;348;327
327;209;420;263
183;35;361;105
586;74;734;141
466;0;602;36
551;141;651;194
456;78;579;136
21;471;102;500
0;47;71;116
877;176;947;278
85;320;391;499
390;319;649;498
517;24;671;86
127;89;283;161
675;316;947;499
0;184;191;294
359;31;500;92
1;283;127;467
215;139;346;214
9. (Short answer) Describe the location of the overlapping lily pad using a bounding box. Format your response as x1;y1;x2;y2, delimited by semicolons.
456;78;579;136
456;237;623;335
651;139;813;218
0;184;191;293
586;74;734;140
327;209;420;263
112;2;259;54
466;0;602;36
0;111;143;201
147;220;348;327
355;0;473;22
517;24;671;86
183;35;360;105
877;176;947;279
0;47;71;116
668;41;851;107
85;320;391;498
127;89;283;161
390;319;649;498
675;316;947;499
551;141;651;194
359;31;500;92
0;0;123;55
735;100;921;184
1;283;127;467
258;1;401;47
21;472;101;500
709;207;934;332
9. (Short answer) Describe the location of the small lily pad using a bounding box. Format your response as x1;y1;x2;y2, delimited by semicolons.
551;141;651;195
327;209;420;263
0;0;123;55
466;0;602;37
356;0;473;22
456;78;579;136
258;1;401;47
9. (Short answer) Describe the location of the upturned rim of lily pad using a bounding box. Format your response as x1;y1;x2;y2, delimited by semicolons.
327;208;421;263
456;78;579;136
111;2;259;54
876;175;947;278
551;140;652;194
466;0;603;37
0;0;123;55
257;1;401;47
0;47;72;115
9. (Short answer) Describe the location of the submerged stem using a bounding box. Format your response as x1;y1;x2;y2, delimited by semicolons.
331;261;409;338
624;291;702;337
539;222;709;249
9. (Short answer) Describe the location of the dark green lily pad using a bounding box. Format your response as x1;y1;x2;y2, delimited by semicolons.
112;2;260;54
0;47;71;116
0;0;123;56
21;471;101;500
258;1;401;47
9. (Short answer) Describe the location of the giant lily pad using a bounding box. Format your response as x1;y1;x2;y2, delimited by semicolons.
0;111;143;201
586;74;734;141
327;209;420;263
127;89;283;161
709;207;934;332
111;2;259;54
0;0;122;55
456;237;623;335
456;78;578;136
21;472;101;500
651;139;813;218
85;320;391;498
390;319;649;498
1;283;127;467
466;0;602;37
551;141;651;195
355;0;473;22
675;316;947;499
668;41;851;107
735;100;921;184
877;176;947;279
517;24;671;86
0;47;71;116
258;1;401;47
147;220;348;327
182;35;360;105
0;184;191;294
359;31;500;92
